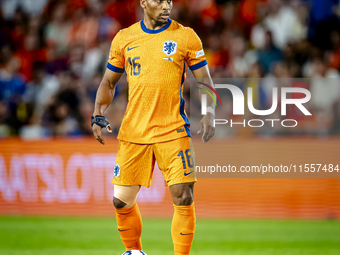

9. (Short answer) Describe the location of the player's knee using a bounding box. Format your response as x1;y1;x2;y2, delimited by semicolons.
113;196;127;209
170;183;194;206
174;193;193;206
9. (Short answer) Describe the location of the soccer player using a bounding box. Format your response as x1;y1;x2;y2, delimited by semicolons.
91;0;215;254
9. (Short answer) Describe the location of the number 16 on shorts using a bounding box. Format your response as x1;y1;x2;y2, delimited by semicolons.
178;149;195;177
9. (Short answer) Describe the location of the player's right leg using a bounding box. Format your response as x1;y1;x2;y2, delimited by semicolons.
113;185;142;251
112;140;155;252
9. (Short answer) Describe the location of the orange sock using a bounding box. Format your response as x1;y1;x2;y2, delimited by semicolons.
171;202;196;255
115;203;143;251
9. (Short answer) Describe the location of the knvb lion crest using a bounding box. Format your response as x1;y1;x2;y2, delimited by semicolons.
162;40;177;56
114;163;120;178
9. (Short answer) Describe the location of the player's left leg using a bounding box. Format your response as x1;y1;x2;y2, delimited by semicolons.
169;182;196;255
153;136;197;255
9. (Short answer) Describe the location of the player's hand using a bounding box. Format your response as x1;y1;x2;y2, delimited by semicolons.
92;124;112;145
92;117;112;145
197;113;215;143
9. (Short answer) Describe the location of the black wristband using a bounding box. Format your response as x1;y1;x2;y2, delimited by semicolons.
91;115;110;128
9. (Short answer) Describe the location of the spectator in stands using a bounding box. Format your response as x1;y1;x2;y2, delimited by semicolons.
23;61;60;124
328;30;340;70
0;55;27;134
44;1;70;55
1;0;48;19
227;34;249;77
257;31;283;74
68;5;99;50
309;57;340;135
16;32;46;81
0;101;10;137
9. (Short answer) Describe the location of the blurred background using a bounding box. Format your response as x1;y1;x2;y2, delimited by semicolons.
1;0;340;138
1;1;340;254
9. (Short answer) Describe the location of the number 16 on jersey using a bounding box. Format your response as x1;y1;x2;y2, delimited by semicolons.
128;57;141;76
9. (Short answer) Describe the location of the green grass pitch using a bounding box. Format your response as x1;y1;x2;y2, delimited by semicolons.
0;216;340;255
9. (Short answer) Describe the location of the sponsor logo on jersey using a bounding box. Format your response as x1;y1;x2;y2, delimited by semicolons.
162;40;177;56
177;128;185;133
195;49;205;58
184;170;194;176
127;46;139;51
114;163;121;178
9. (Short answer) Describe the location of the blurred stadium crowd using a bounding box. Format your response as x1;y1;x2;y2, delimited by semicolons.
1;0;340;139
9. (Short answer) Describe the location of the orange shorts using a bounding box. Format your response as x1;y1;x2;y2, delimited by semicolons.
112;136;196;188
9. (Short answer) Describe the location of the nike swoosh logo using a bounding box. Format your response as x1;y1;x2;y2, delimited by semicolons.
180;232;194;235
184;170;194;176
127;46;139;51
118;228;131;232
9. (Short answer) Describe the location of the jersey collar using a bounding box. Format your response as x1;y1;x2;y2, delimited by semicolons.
140;18;172;34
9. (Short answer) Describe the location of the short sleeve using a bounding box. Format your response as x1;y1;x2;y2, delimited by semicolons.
185;28;207;71
107;31;125;73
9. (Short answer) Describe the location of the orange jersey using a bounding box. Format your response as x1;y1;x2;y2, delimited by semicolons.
107;19;207;144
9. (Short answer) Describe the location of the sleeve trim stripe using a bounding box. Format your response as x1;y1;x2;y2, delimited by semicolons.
189;60;208;71
107;63;124;73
